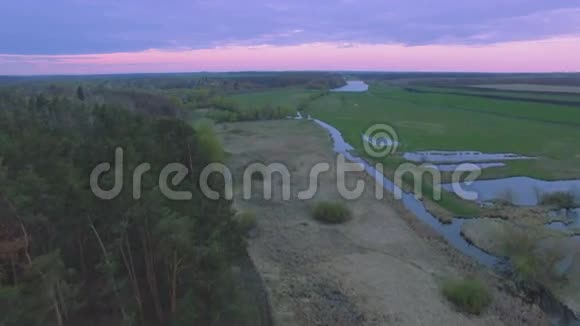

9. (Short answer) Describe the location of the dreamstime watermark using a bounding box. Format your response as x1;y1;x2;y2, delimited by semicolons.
90;124;482;202
363;123;399;158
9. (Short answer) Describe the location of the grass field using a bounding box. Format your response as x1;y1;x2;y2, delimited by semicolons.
406;86;580;105
472;84;580;94
226;87;322;110
219;83;580;216
305;84;580;181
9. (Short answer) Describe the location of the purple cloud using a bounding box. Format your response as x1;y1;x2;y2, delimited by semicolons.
0;0;579;55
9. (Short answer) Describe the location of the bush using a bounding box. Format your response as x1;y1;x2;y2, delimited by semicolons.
540;192;577;209
250;172;264;181
441;278;492;315
195;122;225;163
502;232;565;291
237;211;257;234
312;201;351;224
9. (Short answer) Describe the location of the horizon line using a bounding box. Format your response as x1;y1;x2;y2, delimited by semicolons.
2;69;580;78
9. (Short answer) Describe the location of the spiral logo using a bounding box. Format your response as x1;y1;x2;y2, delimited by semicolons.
362;124;399;158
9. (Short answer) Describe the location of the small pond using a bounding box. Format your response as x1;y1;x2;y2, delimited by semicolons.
442;177;580;206
430;162;506;172
403;151;534;163
548;209;580;230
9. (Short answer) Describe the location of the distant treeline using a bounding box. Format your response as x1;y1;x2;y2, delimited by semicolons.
0;72;345;124
350;72;580;87
192;91;328;122
0;72;345;91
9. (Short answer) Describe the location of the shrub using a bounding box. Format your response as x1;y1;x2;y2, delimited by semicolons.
540;192;577;209
441;278;492;315
250;172;264;181
312;201;351;224
237;211;257;234
502;232;565;291
195;122;225;163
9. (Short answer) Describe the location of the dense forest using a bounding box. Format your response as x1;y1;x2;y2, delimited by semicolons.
0;72;345;92
0;72;343;325
0;72;345;124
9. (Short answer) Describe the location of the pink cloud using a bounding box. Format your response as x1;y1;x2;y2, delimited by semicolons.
1;36;579;75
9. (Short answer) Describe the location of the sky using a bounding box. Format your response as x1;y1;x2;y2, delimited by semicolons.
1;0;580;75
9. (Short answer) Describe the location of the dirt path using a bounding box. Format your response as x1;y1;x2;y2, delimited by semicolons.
217;120;547;326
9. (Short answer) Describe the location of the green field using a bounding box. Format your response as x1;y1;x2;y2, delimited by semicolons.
408;86;580;104
226;87;322;110
472;84;580;94
199;82;580;216
304;84;580;181
220;83;580;181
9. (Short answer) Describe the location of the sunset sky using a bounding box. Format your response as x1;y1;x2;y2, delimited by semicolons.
1;0;579;75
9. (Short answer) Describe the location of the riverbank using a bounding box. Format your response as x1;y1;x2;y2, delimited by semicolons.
217;119;548;325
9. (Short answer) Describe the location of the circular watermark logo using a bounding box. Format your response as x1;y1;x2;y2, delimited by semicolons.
363;124;399;158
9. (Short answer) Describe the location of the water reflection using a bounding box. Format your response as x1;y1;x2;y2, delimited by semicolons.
331;80;369;92
443;177;580;206
313;118;500;267
404;151;534;163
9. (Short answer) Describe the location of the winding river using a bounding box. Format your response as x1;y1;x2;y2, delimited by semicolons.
311;116;579;325
313;119;500;265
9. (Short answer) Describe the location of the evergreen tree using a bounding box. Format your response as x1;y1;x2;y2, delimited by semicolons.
0;89;250;325
76;86;85;101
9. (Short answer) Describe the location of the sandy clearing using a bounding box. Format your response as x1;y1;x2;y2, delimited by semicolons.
217;120;547;326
